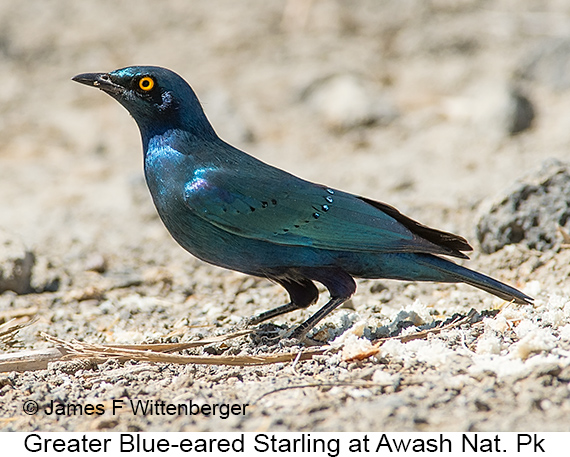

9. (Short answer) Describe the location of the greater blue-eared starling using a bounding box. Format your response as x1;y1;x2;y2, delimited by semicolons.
73;66;532;340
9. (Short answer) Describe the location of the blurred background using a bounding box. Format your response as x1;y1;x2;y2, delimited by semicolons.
2;0;570;433
1;0;569;272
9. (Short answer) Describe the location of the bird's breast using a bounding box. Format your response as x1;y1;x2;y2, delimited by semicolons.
144;144;188;207
143;142;224;260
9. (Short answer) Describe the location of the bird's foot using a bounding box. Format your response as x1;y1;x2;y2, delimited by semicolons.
248;323;322;347
249;323;290;346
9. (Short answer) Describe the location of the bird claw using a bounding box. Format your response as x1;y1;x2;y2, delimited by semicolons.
248;322;323;347
248;323;289;345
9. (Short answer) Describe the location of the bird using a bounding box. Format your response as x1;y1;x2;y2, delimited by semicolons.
72;66;533;340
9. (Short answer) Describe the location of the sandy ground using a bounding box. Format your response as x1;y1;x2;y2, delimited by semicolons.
1;0;570;432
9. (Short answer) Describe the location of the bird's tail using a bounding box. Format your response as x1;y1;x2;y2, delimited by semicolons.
416;254;533;305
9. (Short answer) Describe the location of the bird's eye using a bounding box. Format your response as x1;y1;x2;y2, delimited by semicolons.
138;76;155;92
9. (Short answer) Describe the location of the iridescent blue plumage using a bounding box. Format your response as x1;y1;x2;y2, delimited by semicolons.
73;66;533;340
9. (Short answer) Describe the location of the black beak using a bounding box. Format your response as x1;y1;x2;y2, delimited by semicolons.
72;72;125;96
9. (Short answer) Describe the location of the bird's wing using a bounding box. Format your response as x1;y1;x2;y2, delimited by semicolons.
183;166;471;258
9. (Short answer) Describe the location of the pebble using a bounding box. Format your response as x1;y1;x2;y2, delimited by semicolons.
0;228;35;294
443;81;534;137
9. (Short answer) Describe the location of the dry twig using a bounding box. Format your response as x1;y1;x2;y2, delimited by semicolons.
41;332;326;366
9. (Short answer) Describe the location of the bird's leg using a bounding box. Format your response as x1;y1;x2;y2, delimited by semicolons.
290;296;348;340
248;302;300;325
250;270;356;342
248;277;318;325
290;269;356;340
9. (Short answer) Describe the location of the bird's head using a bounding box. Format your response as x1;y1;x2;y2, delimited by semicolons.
73;66;216;143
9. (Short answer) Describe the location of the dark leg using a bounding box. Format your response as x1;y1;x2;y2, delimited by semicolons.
290;268;356;340
290;297;347;339
248;277;319;325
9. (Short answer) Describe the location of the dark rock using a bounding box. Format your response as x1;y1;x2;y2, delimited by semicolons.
476;159;570;253
507;88;534;135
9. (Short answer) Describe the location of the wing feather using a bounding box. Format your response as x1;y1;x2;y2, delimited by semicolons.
183;167;471;259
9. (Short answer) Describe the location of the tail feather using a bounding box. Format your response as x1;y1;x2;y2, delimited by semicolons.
418;255;533;305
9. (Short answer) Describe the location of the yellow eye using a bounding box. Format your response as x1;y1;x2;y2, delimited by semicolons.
138;76;154;91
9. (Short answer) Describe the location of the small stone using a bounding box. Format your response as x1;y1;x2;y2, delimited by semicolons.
0;228;35;294
49;360;98;375
532;363;562;379
557;366;570;383
370;282;388;293
506;88;534;135
443;82;534;138
84;253;107;273
474;398;491;412
65;286;105;302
